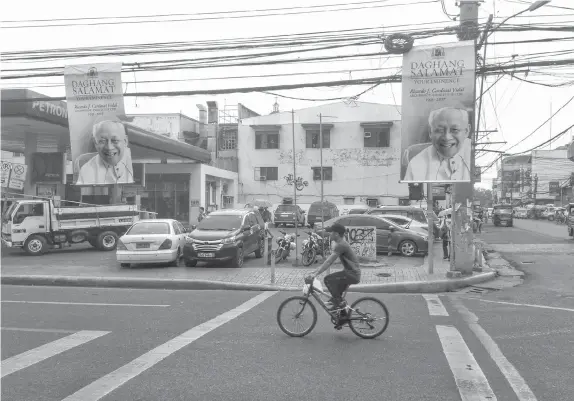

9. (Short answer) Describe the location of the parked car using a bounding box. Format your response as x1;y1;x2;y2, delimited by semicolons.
365;206;439;238
183;209;265;268
307;201;339;228
116;219;189;268
340;205;371;216
542;206;557;221
317;214;428;257
492;204;514;227
513;207;527;219
372;213;429;235
273;204;306;227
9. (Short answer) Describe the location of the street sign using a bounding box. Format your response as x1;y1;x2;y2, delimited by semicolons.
549;181;560;196
8;163;27;190
1;162;11;188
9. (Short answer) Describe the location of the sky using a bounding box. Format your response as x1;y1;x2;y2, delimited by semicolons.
2;0;574;189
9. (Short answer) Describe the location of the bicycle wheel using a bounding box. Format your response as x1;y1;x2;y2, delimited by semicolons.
348;297;389;339
277;296;318;337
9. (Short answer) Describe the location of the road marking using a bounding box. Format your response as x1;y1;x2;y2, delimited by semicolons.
422;294;449;316
494;327;573;340
1;300;170;307
1;327;77;334
436;325;497;400
452;298;538;401
62;291;277;401
1;330;110;378
476;299;574;313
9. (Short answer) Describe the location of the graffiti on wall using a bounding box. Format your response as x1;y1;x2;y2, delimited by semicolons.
278;150;306;165
330;149;399;167
284;173;308;191
344;226;376;261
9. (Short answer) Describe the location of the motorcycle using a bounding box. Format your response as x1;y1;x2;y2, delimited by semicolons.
301;231;331;266
275;230;299;264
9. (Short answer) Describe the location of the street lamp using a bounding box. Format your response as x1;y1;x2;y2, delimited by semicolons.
489;0;550;38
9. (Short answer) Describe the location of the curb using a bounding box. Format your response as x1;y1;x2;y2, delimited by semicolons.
1;271;496;293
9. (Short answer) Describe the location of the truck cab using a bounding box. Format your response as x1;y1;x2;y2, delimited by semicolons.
2;200;49;252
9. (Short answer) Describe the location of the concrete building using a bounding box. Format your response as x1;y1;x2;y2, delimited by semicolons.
494;155;532;204
237;101;409;209
531;148;574;205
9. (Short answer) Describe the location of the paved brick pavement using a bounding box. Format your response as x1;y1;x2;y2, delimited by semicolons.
1;242;454;288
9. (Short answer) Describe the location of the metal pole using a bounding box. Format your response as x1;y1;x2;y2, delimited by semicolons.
449;184;456;271
319;113;328;274
427;183;434;274
292;109;299;266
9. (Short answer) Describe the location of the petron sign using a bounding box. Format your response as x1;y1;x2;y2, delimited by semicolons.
2;89;69;127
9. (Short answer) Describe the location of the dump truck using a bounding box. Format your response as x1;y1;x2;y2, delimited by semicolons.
1;198;152;255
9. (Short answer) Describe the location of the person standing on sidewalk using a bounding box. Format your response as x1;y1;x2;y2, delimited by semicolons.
439;214;451;260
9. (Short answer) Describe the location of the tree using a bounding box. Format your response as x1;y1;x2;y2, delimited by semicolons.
474;188;493;207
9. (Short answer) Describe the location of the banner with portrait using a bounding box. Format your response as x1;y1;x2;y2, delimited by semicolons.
64;63;134;186
399;41;476;183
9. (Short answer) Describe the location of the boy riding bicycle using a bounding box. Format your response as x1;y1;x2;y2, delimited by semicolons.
307;223;361;311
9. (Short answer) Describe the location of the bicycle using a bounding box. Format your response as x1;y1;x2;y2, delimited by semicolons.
276;277;390;339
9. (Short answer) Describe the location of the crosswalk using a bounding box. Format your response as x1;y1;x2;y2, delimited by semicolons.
1;292;543;401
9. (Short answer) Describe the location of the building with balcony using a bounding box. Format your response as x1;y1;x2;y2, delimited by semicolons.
237;101;409;208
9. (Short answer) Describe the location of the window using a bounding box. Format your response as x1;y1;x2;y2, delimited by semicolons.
343;197;355;205
363;127;391;148
312;167;332;181
254;167;278;181
305;130;330;148
255;132;279;149
176;221;186;233
219;128;237;150
127;222;170;235
366;198;378;207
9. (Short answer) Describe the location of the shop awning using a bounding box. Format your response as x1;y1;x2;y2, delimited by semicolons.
125;123;211;163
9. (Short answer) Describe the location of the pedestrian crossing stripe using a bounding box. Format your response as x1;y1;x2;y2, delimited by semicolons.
1;330;110;378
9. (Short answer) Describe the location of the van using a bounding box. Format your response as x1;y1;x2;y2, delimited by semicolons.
307;201;339;228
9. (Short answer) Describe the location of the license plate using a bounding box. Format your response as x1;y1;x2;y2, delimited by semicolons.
136;243;150;249
198;252;215;258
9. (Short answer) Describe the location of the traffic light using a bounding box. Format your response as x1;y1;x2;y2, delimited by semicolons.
408;183;424;200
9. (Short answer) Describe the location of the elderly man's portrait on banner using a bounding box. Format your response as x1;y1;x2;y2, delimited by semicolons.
74;118;134;185
403;106;472;182
399;41;476;183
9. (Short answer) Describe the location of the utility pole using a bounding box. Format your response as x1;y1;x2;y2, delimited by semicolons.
291;109;299;266
319;113;324;243
533;174;539;205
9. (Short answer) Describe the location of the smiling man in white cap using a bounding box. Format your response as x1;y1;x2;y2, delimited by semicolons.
76;119;134;185
404;106;472;181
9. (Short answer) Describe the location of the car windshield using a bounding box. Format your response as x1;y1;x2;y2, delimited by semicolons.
276;205;296;212
412;211;427;224
197;214;243;230
127;222;170;235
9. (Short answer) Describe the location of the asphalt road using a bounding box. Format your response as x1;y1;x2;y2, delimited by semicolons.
2;282;573;401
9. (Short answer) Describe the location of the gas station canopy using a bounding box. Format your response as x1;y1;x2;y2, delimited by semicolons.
1;89;211;163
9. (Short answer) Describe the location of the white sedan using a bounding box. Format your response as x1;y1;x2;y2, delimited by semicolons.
116;219;188;268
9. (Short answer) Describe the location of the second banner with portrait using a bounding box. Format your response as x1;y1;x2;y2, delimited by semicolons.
64;63;134;186
399;41;476;183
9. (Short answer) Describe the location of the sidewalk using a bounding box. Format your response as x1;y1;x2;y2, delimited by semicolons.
1;243;496;293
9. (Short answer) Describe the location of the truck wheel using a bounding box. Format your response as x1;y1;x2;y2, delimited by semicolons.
24;235;47;256
97;231;118;251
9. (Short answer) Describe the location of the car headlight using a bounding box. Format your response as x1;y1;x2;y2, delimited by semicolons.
222;235;237;244
185;237;195;244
